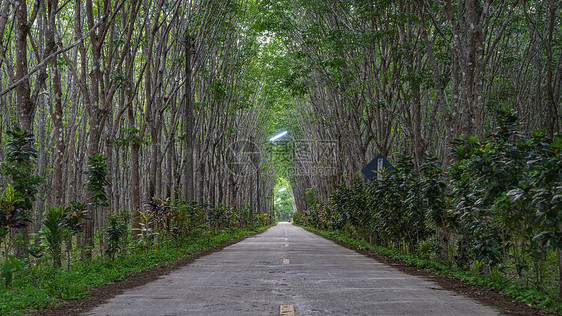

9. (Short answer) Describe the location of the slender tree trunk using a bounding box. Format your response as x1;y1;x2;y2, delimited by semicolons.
131;136;141;237
84;108;105;257
65;112;78;206
46;0;65;206
415;0;454;167
558;248;562;299
51;65;65;205
15;0;34;131
13;0;35;258
545;0;559;138
183;35;195;202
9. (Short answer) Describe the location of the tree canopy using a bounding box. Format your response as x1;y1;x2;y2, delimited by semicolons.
0;0;560;309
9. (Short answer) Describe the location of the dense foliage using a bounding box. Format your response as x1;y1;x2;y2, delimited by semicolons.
0;128;42;221
294;113;562;310
258;0;562;215
1;1;278;312
0;194;272;314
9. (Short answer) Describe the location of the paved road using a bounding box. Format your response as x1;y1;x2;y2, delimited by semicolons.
85;222;499;316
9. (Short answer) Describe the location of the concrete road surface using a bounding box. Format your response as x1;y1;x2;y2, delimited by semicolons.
85;222;499;316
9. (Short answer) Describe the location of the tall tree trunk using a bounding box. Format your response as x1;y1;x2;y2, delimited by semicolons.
558;248;562;299
13;0;34;258
15;0;34;131
47;0;65;206
545;0;559;138
415;0;454;167
129;105;141;238
84;107;106;257
183;35;195;202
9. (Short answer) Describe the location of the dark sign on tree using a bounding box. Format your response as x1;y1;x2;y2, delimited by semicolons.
361;154;395;181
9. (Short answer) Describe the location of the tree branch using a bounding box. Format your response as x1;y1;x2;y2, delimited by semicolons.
0;17;105;97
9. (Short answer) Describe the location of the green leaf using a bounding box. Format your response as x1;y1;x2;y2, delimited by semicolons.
506;188;525;203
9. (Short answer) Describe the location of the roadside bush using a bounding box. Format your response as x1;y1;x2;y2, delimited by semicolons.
40;205;68;269
105;213;127;260
295;110;562;303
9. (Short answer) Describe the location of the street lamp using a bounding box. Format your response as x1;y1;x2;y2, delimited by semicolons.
269;130;288;142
